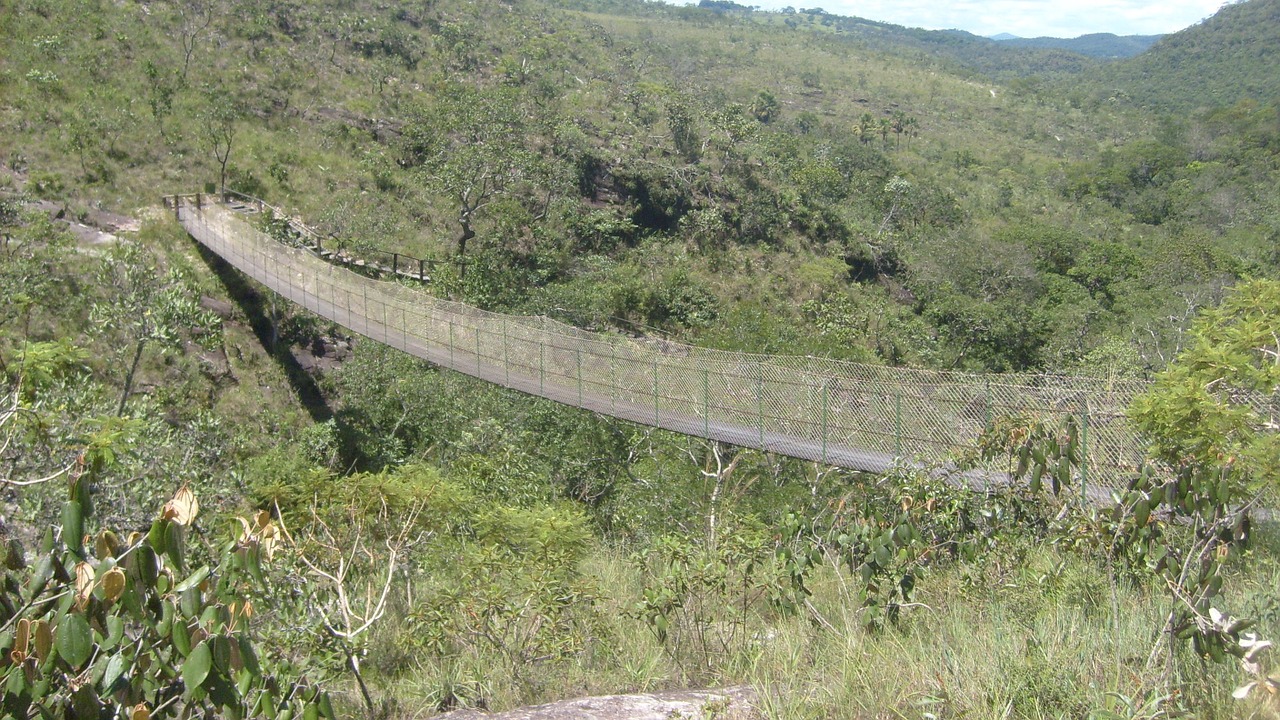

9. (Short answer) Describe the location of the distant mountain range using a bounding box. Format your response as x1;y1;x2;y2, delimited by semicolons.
993;32;1163;58
679;2;1157;78
623;0;1278;111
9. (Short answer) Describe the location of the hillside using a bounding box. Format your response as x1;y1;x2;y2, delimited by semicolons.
1085;0;1280;110
6;0;1272;376
997;32;1162;58
2;0;1280;717
556;0;1109;79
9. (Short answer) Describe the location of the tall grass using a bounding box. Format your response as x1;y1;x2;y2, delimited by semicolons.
358;533;1280;718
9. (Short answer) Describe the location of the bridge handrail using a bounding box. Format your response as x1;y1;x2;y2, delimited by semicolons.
169;193;1194;498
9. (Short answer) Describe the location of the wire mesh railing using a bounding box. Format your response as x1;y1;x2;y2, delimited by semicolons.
168;193;1162;494
213;190;442;282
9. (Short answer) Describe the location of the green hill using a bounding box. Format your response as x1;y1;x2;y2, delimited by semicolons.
556;0;1109;80
2;0;1275;376
1086;0;1280;110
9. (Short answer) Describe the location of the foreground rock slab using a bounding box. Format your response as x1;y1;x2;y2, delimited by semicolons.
435;686;760;720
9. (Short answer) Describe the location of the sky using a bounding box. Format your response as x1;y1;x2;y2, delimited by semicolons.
719;1;1231;38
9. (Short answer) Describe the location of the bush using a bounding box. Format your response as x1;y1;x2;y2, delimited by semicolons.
0;480;335;719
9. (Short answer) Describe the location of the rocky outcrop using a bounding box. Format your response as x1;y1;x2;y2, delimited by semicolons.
435;686;759;720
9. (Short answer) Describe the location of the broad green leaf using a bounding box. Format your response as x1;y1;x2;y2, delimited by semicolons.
182;641;213;691
6;663;27;695
166;523;187;573
873;545;891;567
237;634;261;677
73;684;103;717
172;619;192;657
102;653;128;692
211;635;232;672
176;565;210;593
28;555;54;602
147;519;167;557
179;586;201;618
1134;499;1151;527
104;615;125;651
62;500;84;556
57;613;94;669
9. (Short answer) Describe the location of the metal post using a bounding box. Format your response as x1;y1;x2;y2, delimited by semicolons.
576;349;583;405
392;253;399;276
894;392;903;458
984;379;992;427
196;193;202;210
502;318;510;387
821;381;829;464
703;368;710;439
539;337;545;395
173;196;180;221
756;368;765;449
652;359;659;426
1080;405;1090;502
609;344;618;415
448;320;455;367
475;328;482;375
419;258;425;281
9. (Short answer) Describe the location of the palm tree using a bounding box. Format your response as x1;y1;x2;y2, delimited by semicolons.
856;112;874;145
890;110;906;148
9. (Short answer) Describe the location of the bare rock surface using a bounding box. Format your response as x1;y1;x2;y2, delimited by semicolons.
434;686;759;720
29;199;138;246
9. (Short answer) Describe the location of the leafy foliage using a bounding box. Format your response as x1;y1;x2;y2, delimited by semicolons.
0;478;334;719
1130;279;1280;495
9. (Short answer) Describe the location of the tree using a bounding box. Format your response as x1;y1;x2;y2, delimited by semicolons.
1129;278;1280;496
143;59;178;136
199;87;241;194
89;242;222;416
401;84;556;262
855;112;875;145
667;96;701;161
294;501;423;716
750;90;780;123
171;0;214;85
890;110;911;148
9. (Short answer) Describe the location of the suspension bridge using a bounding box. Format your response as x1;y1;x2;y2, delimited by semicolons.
167;192;1154;496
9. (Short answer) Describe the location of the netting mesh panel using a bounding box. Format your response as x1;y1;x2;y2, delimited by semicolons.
178;198;1175;489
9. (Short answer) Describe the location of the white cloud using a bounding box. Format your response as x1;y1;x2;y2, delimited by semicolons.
736;0;1227;38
